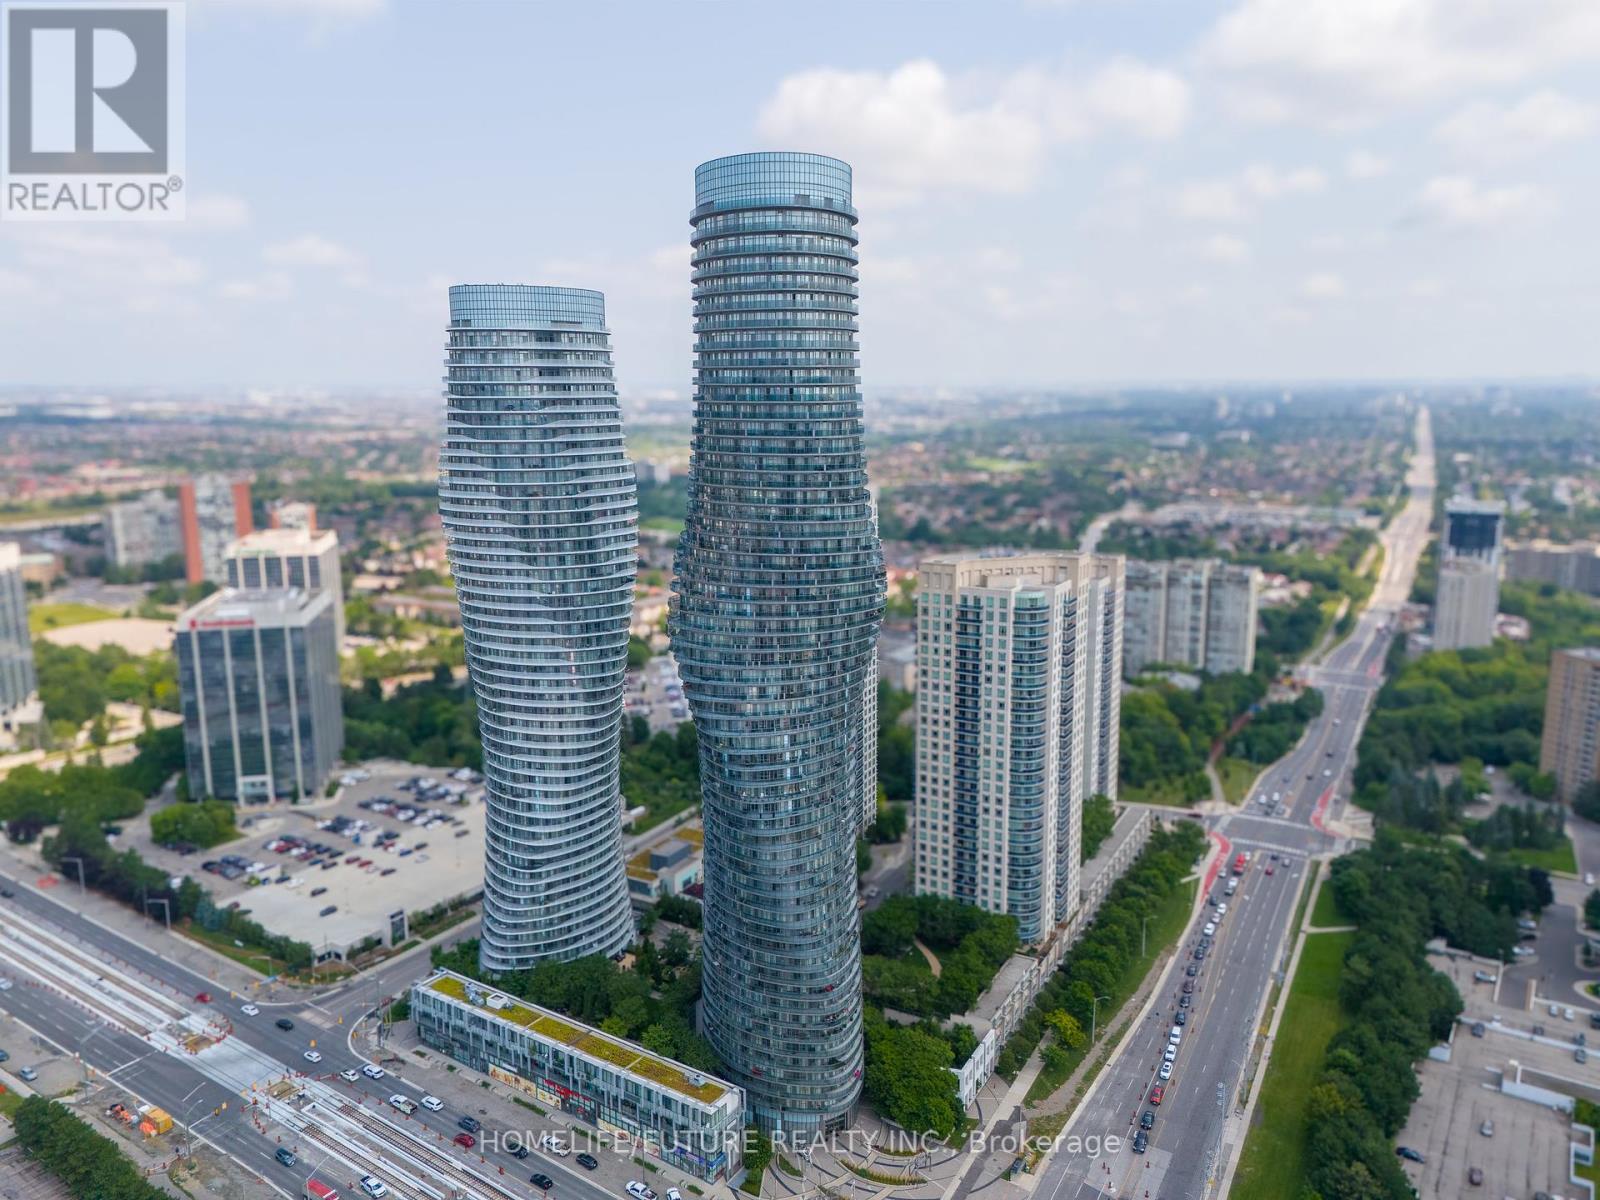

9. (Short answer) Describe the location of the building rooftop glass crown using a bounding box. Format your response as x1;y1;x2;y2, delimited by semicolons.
448;284;606;329
692;151;856;217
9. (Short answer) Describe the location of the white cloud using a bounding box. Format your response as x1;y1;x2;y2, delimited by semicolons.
184;193;252;231
1345;149;1389;179
1409;278;1444;298
757;55;1189;203
1202;0;1600;124
1197;233;1251;263
1436;90;1599;163
1413;174;1544;228
1176;163;1326;222
1300;272;1346;299
262;234;360;268
219;271;293;302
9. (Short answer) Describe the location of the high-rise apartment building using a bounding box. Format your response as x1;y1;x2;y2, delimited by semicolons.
267;500;318;531
1433;496;1506;650
104;490;182;570
1433;558;1499;650
1505;540;1600;597
1443;497;1505;563
1540;647;1600;803
179;475;254;585
174;588;342;802
440;285;637;972
0;543;39;743
913;553;1124;943
1122;559;1259;677
670;153;885;1134
226;528;344;643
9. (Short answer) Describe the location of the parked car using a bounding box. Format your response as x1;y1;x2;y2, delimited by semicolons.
18;1066;38;1081
1149;1085;1164;1105
1140;1110;1154;1130
1480;1120;1494;1137
626;1183;657;1200
420;1094;443;1111
1132;1131;1148;1153
540;1133;569;1156
576;1153;599;1171
1467;1166;1483;1186
1158;1061;1172;1080
457;1115;480;1133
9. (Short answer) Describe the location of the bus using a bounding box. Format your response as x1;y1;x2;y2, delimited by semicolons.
303;1181;339;1200
1231;852;1247;876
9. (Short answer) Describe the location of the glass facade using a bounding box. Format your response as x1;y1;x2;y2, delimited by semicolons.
174;588;342;803
440;284;637;971
670;153;885;1134
0;545;36;719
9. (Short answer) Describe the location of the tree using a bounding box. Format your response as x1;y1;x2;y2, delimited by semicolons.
1045;1009;1087;1052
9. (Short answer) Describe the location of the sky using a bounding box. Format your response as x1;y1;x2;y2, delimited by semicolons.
2;0;1598;392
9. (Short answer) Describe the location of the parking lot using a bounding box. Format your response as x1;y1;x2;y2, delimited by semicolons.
126;762;486;959
626;655;688;734
1395;950;1595;1198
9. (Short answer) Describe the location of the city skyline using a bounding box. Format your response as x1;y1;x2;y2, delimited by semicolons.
0;0;1597;390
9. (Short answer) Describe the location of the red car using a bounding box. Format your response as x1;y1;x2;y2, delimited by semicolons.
194;991;212;1003
1149;1084;1165;1105
1265;865;1275;876
454;1133;476;1149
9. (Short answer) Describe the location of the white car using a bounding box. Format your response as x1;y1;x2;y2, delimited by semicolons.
1217;903;1228;917
240;1003;259;1016
421;1094;443;1111
362;1063;386;1079
1158;1060;1173;1080
627;1184;657;1200
0;979;13;991
1512;946;1535;958
1203;922;1216;937
303;1050;323;1064
360;1176;389;1198
1162;1044;1177;1062
1322;769;1332;777
540;1132;570;1156
340;1069;361;1083
666;1190;683;1200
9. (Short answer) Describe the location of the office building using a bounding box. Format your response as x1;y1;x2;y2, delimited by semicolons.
440;284;637;972
104;490;182;570
1540;648;1600;804
1505;540;1600;597
1122;559;1259;677
670;153;885;1134
913;553;1124;943
413;969;744;1181
174;588;342;802
0;543;39;744
1443;497;1505;564
179;475;254;585
226;528;344;643
1433;558;1499;650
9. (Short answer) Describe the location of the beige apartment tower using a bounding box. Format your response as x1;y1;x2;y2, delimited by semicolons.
1541;647;1600;804
913;552;1124;943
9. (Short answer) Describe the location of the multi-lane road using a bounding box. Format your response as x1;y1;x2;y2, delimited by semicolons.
0;869;615;1200
1033;407;1435;1200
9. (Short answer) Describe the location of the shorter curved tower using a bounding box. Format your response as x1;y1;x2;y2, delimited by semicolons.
440;284;637;972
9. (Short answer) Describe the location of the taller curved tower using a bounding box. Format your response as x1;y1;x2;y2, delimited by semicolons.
670;153;886;1134
440;284;637;972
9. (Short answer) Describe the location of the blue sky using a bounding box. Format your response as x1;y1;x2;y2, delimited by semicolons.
2;0;1598;391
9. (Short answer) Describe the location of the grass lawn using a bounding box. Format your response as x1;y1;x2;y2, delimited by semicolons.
1500;838;1579;875
28;601;116;634
1230;930;1355;1200
176;921;288;975
639;516;685;536
1025;878;1198;1106
1120;774;1205;809
0;1087;23;1119
1216;757;1260;805
1308;879;1345;928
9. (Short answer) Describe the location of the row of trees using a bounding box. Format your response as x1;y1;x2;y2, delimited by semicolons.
1301;834;1550;1198
13;1096;170;1200
342;670;482;768
862;1008;977;1139
430;937;720;1074
0;726;183;842
33;639;179;732
860;894;1019;1019
995;820;1207;1078
1227;687;1324;764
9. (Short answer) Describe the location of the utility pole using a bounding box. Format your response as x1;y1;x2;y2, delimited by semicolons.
1090;994;1110;1044
61;856;86;895
1141;916;1151;959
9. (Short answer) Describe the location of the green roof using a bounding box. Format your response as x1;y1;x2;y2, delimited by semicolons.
425;972;727;1104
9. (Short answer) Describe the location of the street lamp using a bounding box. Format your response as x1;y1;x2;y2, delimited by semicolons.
145;897;171;932
1140;916;1152;959
60;856;86;895
1090;994;1111;1044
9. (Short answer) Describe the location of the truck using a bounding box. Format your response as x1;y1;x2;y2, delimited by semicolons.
1231;852;1247;876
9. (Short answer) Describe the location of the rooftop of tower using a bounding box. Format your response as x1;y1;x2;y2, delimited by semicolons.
692;151;855;217
447;284;606;329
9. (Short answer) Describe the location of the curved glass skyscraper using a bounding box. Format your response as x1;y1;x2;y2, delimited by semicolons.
441;285;637;972
670;153;886;1133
